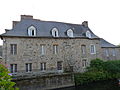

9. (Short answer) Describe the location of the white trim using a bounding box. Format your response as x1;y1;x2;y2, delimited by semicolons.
28;26;36;36
51;28;59;37
82;58;88;68
67;29;73;37
90;44;96;54
86;31;91;38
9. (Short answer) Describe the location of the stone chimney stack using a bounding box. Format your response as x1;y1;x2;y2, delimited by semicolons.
12;21;19;28
21;15;33;20
82;21;88;27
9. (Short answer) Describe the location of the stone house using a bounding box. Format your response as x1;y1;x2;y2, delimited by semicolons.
0;15;120;74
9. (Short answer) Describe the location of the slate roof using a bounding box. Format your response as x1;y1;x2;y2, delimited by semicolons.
0;16;118;48
100;38;117;48
1;19;99;38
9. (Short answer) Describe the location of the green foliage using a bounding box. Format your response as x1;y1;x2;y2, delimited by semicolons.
0;64;18;90
75;59;120;85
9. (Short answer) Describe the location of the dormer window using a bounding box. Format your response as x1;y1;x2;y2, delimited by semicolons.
28;26;36;36
51;28;59;37
67;29;73;37
86;31;91;38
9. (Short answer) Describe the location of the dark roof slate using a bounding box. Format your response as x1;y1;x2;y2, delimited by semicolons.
1;19;99;38
100;38;117;48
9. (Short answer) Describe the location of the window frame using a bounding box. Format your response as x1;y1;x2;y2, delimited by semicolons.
90;44;96;54
67;29;73;37
53;44;58;54
86;31;91;38
51;28;59;37
40;44;46;55
10;64;17;73
81;45;86;55
40;62;46;71
10;44;17;55
26;63;32;72
57;61;63;71
28;26;36;36
82;59;88;68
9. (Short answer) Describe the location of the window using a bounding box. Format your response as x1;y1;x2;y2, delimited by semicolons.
67;29;73;37
105;49;109;57
10;64;17;73
90;45;96;54
81;45;86;54
53;45;58;54
51;28;59;37
40;45;45;55
112;49;116;56
86;31;91;38
82;59;87;68
10;44;17;55
28;26;36;36
57;61;63;70
40;62;46;71
26;63;32;72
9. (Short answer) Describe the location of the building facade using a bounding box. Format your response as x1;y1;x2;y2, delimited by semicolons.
0;15;120;74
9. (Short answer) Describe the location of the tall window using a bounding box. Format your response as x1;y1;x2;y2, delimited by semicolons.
26;63;32;72
105;49;109;57
51;28;59;37
82;59;87;68
10;44;17;55
90;45;96;54
57;61;63;71
81;45;86;55
112;49;116;56
40;45;45;55
53;45;58;54
10;64;17;73
67;29;73;37
28;26;36;36
40;62;46;71
86;31;91;38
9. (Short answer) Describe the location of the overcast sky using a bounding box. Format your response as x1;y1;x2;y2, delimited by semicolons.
0;0;120;45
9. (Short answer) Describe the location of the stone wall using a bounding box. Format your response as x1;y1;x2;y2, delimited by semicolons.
3;37;101;73
101;47;120;60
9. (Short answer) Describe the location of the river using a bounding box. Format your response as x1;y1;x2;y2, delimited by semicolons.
54;79;120;90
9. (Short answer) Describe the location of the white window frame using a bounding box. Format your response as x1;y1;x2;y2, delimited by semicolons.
51;28;59;37
67;29;73;37
112;49;116;56
86;31;91;38
28;26;36;36
82;59;88;68
81;45;86;55
105;49;109;57
26;63;32;72
10;44;17;55
90;44;96;54
40;44;45;55
53;45;58;54
40;62;46;71
10;64;17;73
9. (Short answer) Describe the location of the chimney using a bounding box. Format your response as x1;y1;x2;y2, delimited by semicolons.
21;15;33;20
82;21;88;27
12;21;19;28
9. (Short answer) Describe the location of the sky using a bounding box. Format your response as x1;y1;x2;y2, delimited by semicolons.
0;0;120;45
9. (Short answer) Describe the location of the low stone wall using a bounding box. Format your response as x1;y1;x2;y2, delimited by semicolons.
13;73;75;90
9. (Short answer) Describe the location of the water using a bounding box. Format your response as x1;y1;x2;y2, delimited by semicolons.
54;79;120;90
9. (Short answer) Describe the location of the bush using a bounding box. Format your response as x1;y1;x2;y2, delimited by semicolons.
75;59;120;85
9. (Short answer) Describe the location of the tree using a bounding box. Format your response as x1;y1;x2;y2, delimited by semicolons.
0;63;18;90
